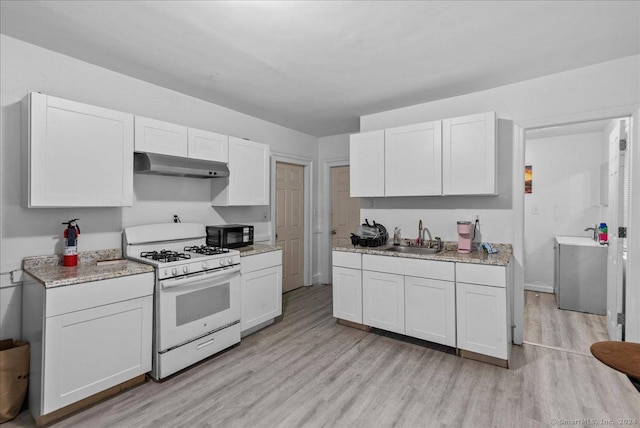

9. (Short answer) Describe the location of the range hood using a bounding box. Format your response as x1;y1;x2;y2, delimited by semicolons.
134;153;230;178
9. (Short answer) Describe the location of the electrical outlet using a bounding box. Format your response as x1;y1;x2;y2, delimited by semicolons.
473;213;482;225
262;211;268;222
369;199;375;208
532;204;540;215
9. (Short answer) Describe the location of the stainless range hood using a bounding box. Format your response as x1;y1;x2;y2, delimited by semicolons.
134;152;230;178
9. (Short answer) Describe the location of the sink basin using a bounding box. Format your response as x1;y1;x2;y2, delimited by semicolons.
382;246;443;255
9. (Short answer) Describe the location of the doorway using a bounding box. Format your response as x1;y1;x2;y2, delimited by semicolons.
522;117;630;354
275;161;305;293
330;166;361;248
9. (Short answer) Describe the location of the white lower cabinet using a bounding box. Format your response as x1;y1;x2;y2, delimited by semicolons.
455;263;511;361
240;250;283;335
332;266;363;323
362;270;405;334
22;272;154;419
405;276;456;347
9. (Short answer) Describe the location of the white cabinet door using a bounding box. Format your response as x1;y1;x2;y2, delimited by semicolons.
332;266;363;323
25;92;133;207
456;282;508;359
405;276;456;347
241;265;282;332
350;130;385;197
134;116;188;157
43;295;152;413
212;137;270;206
187;128;228;162
385;121;442;196
363;270;405;334
442;112;496;195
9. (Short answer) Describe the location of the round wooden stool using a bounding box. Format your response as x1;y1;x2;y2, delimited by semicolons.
590;341;640;380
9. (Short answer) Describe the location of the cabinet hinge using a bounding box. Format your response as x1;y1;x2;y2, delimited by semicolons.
618;227;627;238
617;313;625;326
620;139;627;151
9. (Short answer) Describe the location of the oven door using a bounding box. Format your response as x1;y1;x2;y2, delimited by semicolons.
157;266;240;352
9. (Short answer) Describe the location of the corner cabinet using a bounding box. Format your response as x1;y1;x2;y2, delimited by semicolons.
134;116;229;162
212;137;270;206
442;112;497;195
240;250;283;336
22;92;134;207
350;130;385;197
21;272;154;421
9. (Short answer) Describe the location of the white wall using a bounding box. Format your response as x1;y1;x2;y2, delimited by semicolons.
0;35;319;339
524;131;606;293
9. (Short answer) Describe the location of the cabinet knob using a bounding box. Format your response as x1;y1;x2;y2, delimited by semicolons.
331;229;337;235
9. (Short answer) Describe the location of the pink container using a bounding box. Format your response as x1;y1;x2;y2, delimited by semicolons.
457;221;473;254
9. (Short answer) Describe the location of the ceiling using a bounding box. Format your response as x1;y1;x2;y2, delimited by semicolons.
1;1;638;137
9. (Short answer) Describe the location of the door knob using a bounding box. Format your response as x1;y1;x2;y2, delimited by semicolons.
331;229;337;235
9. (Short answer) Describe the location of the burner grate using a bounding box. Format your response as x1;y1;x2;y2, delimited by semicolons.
140;250;191;263
184;245;230;256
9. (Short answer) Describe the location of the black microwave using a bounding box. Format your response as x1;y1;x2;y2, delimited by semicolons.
206;224;254;248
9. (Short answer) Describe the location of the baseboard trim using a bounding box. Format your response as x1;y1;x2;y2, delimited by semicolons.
459;349;509;369
525;283;554;294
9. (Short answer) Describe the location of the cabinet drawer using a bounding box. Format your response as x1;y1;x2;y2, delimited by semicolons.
363;255;453;281
333;251;362;270
241;250;282;273
456;263;506;288
46;272;154;317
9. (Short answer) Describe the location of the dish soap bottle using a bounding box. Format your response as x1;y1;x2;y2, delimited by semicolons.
599;223;608;245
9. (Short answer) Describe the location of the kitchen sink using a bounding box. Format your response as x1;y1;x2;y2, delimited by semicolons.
382;246;443;255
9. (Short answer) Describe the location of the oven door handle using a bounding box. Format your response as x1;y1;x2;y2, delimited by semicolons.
160;265;241;289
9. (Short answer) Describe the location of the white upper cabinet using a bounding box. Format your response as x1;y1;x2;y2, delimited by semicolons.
442;112;496;195
187;128;228;162
135;117;228;162
212;137;270;206
350;130;385;197
134;116;188;157
23;92;134;207
385;121;442;196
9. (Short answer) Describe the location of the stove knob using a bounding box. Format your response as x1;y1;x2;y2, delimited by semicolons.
171;268;178;276
202;262;208;270
164;269;169;277
183;266;189;274
219;259;225;266
227;257;233;265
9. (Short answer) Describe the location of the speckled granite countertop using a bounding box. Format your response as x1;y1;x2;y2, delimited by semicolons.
23;249;154;288
333;242;512;266
237;244;282;257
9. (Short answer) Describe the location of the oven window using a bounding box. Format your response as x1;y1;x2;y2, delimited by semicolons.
175;283;230;326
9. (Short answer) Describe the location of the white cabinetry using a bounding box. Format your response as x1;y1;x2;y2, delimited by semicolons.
442;112;496;195
350;130;385;197
21;272;154;419
362;270;405;334
455;262;511;362
385;121;442;196
23;92;134;207
212;137;270;206
405;275;456;347
332;251;363;323
135;117;229;162
240;250;283;335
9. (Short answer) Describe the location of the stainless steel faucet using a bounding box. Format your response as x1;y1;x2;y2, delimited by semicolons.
584;225;597;240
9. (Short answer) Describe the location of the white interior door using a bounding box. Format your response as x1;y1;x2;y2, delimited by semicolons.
276;162;305;293
607;119;627;340
331;166;361;248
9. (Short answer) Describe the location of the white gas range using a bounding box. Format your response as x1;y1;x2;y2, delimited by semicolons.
123;223;241;380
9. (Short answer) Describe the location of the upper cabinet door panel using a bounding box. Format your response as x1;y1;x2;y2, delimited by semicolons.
26;93;134;207
442;112;496;195
134;116;187;157
227;137;270;206
385;121;442;196
350;130;385;197
187;128;229;162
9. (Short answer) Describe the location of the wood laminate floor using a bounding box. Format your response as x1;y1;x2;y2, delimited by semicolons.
524;290;609;355
8;285;639;428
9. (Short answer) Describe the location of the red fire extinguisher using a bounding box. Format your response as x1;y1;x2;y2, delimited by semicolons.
62;219;81;267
